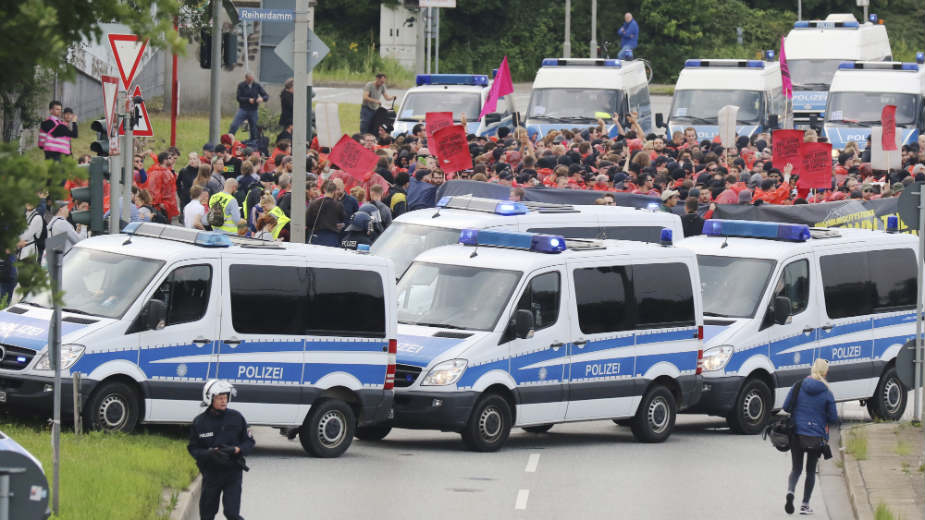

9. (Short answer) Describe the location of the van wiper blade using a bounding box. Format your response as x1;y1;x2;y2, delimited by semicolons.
674;116;716;125
412;322;466;330
62;307;99;317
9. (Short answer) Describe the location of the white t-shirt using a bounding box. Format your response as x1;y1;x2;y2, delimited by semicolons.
183;200;207;229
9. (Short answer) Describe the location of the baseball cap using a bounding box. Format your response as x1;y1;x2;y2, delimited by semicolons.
661;189;680;201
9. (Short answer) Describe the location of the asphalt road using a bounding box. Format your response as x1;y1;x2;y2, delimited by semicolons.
226;397;897;520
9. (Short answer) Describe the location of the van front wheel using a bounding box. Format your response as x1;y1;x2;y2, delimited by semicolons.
727;378;771;435
461;394;512;452
84;381;140;432
630;385;676;443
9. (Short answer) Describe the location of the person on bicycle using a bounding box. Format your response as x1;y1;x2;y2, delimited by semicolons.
617;13;639;60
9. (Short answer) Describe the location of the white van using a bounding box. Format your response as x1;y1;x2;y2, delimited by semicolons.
666;59;786;141
0;223;396;458
679;220;916;434
369;195;684;277
824;58;925;150
525;58;652;139
784;14;891;127
391;74;515;138
373;229;703;451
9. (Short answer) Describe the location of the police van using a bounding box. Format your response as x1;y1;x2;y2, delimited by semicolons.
391;74;516;138
0;223;396;458
824;56;925;150
364;228;704;451
665;58;787;141
525;58;652;139
784;14;892;128
369;195;684;277
679;219;916;434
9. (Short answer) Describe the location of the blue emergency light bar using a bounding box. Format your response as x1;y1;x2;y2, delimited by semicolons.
702;220;811;242
838;61;919;71
917;52;925;65
123;221;233;247
684;59;765;69
416;74;489;87
459;229;567;254
793;20;859;28
764;50;775;60
436;196;529;215
541;58;621;68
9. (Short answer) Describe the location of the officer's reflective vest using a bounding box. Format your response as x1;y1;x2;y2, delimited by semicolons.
209;192;238;233
268;206;290;239
38;117;71;154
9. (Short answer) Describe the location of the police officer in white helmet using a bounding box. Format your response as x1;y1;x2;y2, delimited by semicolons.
187;379;255;520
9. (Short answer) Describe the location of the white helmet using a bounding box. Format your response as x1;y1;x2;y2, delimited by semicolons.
202;379;237;407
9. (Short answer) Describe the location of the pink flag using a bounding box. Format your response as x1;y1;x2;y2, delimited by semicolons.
479;56;515;119
780;36;792;100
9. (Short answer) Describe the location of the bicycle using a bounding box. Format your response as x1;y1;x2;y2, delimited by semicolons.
600;40;653;83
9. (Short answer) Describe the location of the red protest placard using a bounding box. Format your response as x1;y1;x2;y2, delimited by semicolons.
881;105;897;151
432;125;472;174
329;135;379;181
772;129;804;171
797;142;833;190
425;112;454;156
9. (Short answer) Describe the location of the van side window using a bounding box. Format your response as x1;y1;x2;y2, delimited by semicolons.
633;263;696;328
821;249;916;319
778;259;810;315
151;264;212;326
230;265;309;335
869;249;916;311
574;266;631;334
307;268;386;338
514;272;560;332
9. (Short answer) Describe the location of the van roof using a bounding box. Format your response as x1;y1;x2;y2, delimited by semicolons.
532;59;647;89
830;63;925;94
679;227;916;260
675;61;780;91
784;22;890;61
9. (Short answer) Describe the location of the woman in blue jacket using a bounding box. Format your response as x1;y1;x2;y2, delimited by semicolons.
782;358;839;515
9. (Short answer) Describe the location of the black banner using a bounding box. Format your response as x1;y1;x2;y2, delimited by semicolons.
713;198;907;232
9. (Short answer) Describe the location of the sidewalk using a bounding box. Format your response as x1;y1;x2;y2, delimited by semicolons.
841;421;924;519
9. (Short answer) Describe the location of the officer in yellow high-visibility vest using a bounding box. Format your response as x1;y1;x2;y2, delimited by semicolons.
259;194;290;240
209;178;243;234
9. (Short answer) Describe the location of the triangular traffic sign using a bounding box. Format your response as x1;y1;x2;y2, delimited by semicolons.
120;86;153;137
108;34;148;90
101;75;120;136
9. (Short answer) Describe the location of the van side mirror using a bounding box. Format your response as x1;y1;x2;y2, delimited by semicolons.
768;114;779;129
143;299;167;331
773;296;792;325
484;113;502;126
514;309;534;339
655;113;665;128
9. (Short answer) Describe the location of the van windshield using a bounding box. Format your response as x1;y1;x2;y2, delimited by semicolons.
369;222;465;278
398;262;521;331
23;247;165;319
398;92;483;122
788;59;843;88
671;90;764;124
697;255;776;319
528;88;624;122
826;92;919;126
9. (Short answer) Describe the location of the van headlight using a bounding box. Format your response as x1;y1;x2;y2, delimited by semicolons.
421;359;467;386
33;344;86;371
701;345;734;372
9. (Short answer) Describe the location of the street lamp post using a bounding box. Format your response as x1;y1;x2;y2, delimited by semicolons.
563;0;571;58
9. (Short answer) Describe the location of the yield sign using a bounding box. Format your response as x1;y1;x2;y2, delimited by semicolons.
108;33;148;90
119;86;153;137
101;75;120;136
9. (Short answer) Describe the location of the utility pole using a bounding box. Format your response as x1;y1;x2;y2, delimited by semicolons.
797;0;802;21
425;8;431;73
291;0;308;243
563;0;572;58
590;0;597;59
208;0;222;145
435;8;440;74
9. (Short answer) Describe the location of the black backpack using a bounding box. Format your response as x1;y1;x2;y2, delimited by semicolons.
25;210;47;262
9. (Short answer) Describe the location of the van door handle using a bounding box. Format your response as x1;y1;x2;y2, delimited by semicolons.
821;324;834;332
549;342;564;350
802;328;814;334
192;337;211;345
574;340;588;349
223;338;242;346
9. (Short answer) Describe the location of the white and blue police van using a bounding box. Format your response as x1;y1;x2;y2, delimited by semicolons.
665;58;787;141
824;55;925;150
525;58;652;139
0;223;396;458
366;228;704;451
784;14;892;128
369;195;684;277
679;219;916;434
391;74;515;138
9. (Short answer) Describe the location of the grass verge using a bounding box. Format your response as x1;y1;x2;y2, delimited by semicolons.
874;502;898;520
649;84;675;96
845;427;869;460
3;418;196;520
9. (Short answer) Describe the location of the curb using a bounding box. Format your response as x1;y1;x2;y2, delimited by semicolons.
170;474;202;520
839;424;874;520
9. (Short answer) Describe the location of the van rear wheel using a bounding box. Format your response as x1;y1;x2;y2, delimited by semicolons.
83;381;140;432
868;367;906;421
727;378;771;435
299;399;355;458
630;385;676;443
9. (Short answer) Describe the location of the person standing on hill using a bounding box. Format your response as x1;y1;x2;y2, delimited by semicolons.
617;13;639;60
360;73;395;134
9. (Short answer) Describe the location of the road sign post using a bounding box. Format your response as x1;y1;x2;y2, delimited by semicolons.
45;233;66;516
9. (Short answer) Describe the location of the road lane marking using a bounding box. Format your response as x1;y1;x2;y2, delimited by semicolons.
515;489;530;510
524;453;540;473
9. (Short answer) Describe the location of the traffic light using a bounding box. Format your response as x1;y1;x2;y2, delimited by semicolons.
71;157;106;235
200;29;211;69
222;32;237;68
89;119;109;157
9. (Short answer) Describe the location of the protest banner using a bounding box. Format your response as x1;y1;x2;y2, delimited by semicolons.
881;105;897;151
432;125;472;174
772;129;804;171
797;141;833;190
425;112;454;156
328;135;379;181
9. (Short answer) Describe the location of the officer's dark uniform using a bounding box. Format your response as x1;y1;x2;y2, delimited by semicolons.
188;405;255;520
